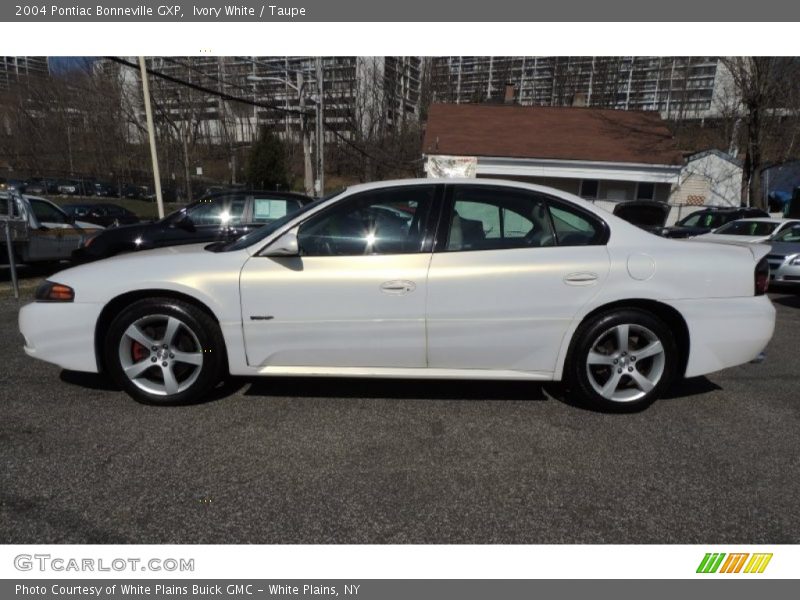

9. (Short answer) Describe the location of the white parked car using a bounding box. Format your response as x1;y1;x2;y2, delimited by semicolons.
695;217;800;244
18;179;775;411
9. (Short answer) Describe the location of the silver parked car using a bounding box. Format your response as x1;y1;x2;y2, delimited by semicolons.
766;222;800;286
1;191;103;263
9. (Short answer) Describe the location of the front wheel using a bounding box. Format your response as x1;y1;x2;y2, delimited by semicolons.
104;298;226;405
565;309;678;412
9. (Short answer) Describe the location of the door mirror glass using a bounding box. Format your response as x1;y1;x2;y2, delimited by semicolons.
173;211;196;232
262;228;299;257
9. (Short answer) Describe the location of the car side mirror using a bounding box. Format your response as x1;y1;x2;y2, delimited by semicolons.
173;212;196;232
262;228;299;257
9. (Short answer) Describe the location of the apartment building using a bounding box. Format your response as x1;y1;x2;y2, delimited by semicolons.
429;56;726;120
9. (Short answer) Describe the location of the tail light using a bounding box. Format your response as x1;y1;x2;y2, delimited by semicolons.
755;257;770;296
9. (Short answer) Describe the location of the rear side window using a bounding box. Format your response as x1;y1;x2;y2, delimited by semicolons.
442;186;607;251
252;197;303;223
445;187;556;251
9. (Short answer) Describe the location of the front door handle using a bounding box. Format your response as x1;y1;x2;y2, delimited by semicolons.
380;280;416;295
564;272;598;286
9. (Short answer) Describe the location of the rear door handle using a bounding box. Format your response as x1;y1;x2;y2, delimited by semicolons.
380;280;416;295
564;272;598;285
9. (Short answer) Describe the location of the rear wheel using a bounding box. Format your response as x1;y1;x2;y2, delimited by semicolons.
104;298;225;405
566;309;677;412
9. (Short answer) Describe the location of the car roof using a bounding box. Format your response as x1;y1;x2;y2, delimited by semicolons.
204;189;312;202
727;217;787;224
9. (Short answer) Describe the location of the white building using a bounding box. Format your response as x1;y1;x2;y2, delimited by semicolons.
669;149;743;208
430;56;729;121
423;103;684;202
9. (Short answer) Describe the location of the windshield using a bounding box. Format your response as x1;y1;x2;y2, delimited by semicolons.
677;212;728;229
772;225;800;243
220;194;335;251
714;220;778;236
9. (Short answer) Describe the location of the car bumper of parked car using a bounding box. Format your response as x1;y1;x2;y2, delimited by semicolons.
19;301;104;373
767;259;800;285
667;295;775;378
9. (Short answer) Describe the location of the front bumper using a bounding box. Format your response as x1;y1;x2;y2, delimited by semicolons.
767;256;800;285
19;301;104;373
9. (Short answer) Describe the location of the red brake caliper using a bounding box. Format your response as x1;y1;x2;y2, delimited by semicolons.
131;341;148;362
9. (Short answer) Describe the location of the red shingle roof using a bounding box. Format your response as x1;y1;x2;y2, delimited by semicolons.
422;103;683;166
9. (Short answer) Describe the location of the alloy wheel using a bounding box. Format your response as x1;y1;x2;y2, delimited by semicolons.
117;314;204;396
585;323;666;403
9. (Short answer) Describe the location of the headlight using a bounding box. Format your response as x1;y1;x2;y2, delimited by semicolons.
35;281;75;302
790;255;800;266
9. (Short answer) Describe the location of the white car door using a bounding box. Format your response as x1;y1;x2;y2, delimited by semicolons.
239;185;441;369
426;185;611;374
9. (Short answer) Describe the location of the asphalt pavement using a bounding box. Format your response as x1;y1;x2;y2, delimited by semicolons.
1;284;799;544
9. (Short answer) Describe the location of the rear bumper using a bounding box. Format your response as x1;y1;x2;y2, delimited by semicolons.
668;295;775;378
19;301;103;373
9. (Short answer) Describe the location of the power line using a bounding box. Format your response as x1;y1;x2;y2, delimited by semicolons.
106;56;311;117
106;56;420;170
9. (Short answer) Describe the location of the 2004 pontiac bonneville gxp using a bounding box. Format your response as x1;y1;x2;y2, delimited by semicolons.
19;179;775;411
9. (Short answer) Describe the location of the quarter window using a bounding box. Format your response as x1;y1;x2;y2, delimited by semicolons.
548;203;605;246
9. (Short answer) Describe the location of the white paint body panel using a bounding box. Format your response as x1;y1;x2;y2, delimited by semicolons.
426;245;609;372
240;254;431;368
18;178;776;386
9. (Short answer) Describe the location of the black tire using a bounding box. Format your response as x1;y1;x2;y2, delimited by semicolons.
565;308;678;412
103;297;226;405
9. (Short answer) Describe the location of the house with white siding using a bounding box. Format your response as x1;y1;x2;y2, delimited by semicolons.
669;149;743;208
422;103;684;204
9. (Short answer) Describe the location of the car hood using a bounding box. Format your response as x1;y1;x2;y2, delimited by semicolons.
74;220;104;231
47;242;250;306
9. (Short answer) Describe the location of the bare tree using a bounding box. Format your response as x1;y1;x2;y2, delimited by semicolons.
720;57;800;209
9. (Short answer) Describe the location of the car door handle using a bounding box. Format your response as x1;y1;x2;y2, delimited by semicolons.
564;272;599;285
380;280;416;295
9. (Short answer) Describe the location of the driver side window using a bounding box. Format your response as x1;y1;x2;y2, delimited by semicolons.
297;186;435;257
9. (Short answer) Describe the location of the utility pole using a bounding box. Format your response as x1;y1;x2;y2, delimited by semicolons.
298;71;314;197
138;56;165;219
315;57;325;197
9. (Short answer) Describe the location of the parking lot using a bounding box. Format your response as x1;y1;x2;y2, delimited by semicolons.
1;268;799;544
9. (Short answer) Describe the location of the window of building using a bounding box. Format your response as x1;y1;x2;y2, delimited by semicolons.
580;179;599;199
636;183;656;201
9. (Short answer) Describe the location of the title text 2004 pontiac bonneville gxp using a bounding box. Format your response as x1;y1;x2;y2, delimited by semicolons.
19;179;775;411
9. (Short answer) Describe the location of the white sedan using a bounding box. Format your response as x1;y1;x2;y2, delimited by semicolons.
19;179;775;411
695;217;800;244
